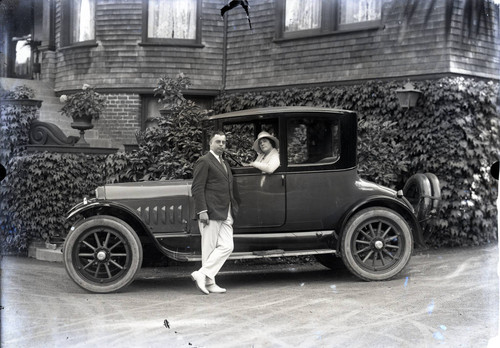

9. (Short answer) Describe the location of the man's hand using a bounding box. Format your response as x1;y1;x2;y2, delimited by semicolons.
199;212;209;227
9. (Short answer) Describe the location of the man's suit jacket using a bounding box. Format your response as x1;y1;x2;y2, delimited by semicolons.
191;152;238;220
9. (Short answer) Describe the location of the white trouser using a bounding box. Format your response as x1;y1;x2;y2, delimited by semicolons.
198;209;234;284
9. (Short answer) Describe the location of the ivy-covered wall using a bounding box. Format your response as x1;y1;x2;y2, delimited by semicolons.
214;77;500;247
1;77;498;253
0;153;107;253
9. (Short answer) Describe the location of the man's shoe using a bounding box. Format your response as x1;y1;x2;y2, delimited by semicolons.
191;271;209;295
206;284;226;293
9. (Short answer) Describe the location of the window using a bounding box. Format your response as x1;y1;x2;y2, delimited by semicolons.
339;0;381;26
284;0;321;33
277;0;382;39
287;117;340;166
61;0;96;46
221;120;279;167
143;0;202;46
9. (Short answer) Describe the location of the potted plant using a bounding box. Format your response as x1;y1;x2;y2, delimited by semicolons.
60;84;106;146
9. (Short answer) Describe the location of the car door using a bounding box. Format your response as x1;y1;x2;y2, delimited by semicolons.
223;119;286;230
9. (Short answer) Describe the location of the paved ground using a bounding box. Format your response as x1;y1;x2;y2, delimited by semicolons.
1;245;499;348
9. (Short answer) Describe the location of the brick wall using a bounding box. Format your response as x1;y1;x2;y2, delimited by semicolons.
96;93;141;148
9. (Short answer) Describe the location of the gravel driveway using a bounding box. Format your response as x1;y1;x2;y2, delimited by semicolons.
1;245;498;347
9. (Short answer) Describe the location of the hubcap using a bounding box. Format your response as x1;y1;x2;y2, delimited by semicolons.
96;250;107;261
374;240;384;250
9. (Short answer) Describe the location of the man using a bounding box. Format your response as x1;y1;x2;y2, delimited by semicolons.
190;131;238;294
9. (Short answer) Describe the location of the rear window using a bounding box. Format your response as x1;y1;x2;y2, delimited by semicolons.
287;117;340;166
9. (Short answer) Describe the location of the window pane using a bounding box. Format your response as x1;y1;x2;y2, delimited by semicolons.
71;0;95;42
340;0;381;24
223;123;256;165
287;118;340;166
148;0;197;39
285;0;321;32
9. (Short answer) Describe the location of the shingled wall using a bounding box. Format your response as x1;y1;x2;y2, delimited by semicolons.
50;0;499;147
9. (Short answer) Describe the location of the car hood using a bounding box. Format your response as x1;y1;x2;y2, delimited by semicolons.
97;180;193;200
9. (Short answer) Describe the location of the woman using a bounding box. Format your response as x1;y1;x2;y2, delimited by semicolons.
248;131;280;174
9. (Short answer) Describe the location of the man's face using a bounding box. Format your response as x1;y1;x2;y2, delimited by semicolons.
210;134;226;156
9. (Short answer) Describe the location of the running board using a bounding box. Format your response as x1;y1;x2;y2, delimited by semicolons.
183;249;337;262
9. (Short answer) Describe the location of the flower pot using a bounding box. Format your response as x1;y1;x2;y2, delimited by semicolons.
71;114;94;147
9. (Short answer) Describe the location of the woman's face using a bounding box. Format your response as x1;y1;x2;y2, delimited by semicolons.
259;138;273;154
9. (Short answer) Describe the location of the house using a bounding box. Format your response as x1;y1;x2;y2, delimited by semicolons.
1;0;499;149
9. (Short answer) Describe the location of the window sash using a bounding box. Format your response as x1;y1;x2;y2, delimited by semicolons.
339;0;381;25
278;0;382;39
148;0;197;40
284;0;322;32
70;0;95;43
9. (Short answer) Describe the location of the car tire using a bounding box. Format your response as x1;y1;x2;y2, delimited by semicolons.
424;172;441;211
315;253;345;270
341;207;413;281
402;173;432;221
63;215;143;293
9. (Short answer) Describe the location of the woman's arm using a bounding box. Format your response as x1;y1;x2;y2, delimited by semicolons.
251;150;280;174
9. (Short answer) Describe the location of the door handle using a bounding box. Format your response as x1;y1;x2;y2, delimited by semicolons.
281;174;285;186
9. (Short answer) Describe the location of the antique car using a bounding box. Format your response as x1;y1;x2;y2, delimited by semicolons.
63;107;440;293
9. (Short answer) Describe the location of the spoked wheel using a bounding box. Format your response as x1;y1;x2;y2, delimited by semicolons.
341;207;413;281
63;216;143;293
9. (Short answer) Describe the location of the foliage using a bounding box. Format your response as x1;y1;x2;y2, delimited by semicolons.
106;74;209;182
213;77;499;247
154;73;191;109
0;153;107;253
2;85;35;99
0;87;39;166
59;84;106;120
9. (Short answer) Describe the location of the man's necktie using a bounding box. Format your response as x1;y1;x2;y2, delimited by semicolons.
220;156;228;173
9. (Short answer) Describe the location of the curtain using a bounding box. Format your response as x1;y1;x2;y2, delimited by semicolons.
148;0;197;39
285;0;321;32
340;0;381;24
71;0;95;42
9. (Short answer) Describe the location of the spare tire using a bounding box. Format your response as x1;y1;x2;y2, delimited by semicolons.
403;173;432;221
424;172;441;211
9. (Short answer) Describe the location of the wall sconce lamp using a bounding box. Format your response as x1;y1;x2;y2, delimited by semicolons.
395;82;422;109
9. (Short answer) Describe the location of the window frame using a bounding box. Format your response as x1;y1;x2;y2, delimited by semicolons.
275;0;383;41
60;0;98;48
141;0;203;48
285;116;341;168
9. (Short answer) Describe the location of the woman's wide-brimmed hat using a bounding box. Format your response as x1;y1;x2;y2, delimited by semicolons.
253;131;279;154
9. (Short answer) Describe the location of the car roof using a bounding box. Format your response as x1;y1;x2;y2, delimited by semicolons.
209;106;356;121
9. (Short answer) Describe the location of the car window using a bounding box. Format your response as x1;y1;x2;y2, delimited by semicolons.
223;123;256;165
287;117;340;166
222;120;279;167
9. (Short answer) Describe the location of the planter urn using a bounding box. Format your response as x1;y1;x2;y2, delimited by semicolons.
71;114;94;147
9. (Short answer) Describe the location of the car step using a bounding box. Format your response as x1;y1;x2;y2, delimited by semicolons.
184;249;337;262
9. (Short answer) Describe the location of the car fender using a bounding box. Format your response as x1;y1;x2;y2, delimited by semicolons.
66;199;155;242
335;195;425;250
